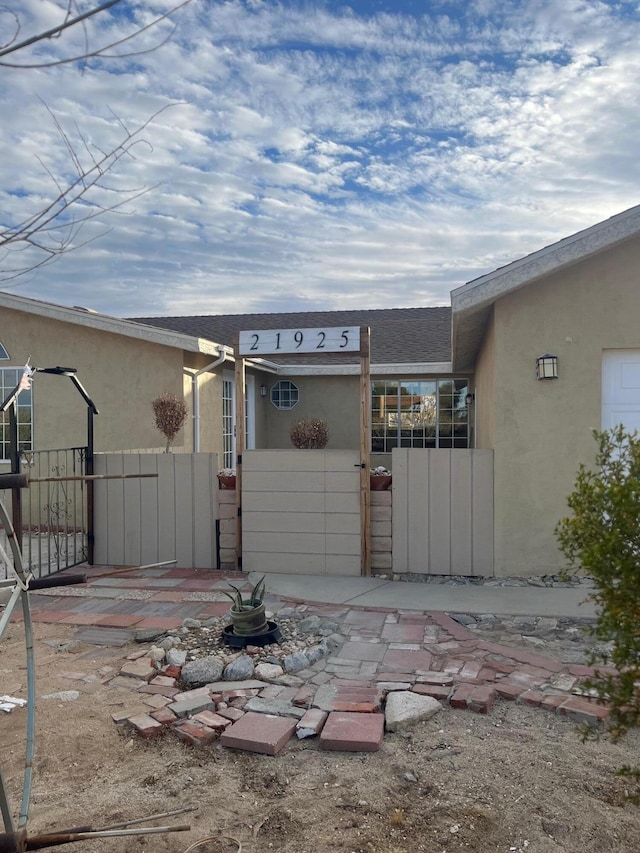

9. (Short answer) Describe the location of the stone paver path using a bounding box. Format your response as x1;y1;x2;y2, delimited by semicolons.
13;565;611;754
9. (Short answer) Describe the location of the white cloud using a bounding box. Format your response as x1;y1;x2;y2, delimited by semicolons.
1;0;639;317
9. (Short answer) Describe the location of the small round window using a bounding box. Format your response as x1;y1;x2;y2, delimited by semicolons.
270;380;299;410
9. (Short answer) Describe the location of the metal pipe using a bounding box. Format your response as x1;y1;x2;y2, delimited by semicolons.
186;349;225;453
0;499;35;830
86;408;94;566
23;823;191;848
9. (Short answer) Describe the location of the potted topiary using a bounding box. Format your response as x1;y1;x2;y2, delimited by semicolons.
289;417;329;449
222;575;268;636
151;392;188;452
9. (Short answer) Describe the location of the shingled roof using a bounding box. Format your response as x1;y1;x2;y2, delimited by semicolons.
132;307;452;366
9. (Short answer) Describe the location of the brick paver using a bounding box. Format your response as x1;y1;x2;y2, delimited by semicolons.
27;566;611;757
219;711;297;755
319;711;385;751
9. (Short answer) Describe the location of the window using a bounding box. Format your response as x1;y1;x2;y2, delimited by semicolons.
0;342;9;360
1;368;33;461
270;380;299;410
222;374;256;468
222;377;234;469
372;378;469;451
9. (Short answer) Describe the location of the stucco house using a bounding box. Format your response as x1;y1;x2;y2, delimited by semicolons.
2;202;640;576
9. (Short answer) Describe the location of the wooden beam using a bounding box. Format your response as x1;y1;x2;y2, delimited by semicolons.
234;334;246;570
359;326;371;576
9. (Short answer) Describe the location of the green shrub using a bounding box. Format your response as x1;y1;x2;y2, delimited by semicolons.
556;425;640;791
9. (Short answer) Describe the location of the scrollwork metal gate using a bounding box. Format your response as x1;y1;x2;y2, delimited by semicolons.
10;447;88;578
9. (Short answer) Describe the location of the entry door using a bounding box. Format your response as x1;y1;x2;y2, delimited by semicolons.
602;350;640;432
222;373;256;469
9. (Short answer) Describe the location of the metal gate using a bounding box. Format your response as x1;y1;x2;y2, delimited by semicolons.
0;447;89;579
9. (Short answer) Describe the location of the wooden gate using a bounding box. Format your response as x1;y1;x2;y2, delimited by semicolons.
241;449;361;576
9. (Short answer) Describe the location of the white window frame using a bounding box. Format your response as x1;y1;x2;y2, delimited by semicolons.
222;372;256;468
270;379;299;410
1;367;33;462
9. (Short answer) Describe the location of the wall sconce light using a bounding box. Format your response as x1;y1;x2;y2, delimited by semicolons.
536;354;558;380
259;384;267;397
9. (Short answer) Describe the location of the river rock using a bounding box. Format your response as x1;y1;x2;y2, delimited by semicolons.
255;662;284;680
283;651;310;673
223;655;255;681
166;648;187;667
180;655;224;687
305;643;327;664
384;691;442;732
298;616;321;634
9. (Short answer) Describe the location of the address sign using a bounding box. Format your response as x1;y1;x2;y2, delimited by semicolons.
238;326;361;356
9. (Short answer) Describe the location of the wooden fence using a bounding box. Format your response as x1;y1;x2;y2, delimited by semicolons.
90;448;494;576
93;452;219;569
240;449;361;576
392;448;494;576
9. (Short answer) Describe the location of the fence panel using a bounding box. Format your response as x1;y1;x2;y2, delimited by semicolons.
392;448;494;576
241;449;361;576
93;452;218;569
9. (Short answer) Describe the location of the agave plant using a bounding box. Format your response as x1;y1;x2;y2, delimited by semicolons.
222;575;266;612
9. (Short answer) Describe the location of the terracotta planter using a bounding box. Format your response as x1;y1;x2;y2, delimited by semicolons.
229;602;268;637
370;474;392;491
217;475;236;489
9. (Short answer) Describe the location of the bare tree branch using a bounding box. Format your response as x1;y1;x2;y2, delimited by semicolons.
0;102;175;282
0;1;193;69
0;1;194;282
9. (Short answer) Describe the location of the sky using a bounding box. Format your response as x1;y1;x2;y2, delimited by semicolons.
1;0;639;319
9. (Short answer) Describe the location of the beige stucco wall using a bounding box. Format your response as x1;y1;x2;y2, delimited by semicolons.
263;375;360;449
1;308;187;454
474;307;495;449
490;233;640;576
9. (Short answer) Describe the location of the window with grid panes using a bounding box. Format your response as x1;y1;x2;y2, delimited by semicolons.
222;378;234;468
371;378;469;452
1;368;33;460
270;380;299;410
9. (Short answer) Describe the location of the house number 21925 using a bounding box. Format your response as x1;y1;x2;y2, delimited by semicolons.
238;326;361;356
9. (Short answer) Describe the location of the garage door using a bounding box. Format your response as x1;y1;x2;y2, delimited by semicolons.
602;350;640;432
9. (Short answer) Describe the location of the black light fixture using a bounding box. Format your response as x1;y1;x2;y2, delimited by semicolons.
536;354;558;380
259;384;267;398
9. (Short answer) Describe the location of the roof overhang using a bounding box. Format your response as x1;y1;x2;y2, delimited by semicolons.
450;203;640;371
0;291;223;357
277;361;455;377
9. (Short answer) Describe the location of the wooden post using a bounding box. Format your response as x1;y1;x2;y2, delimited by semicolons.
360;326;371;576
234;334;246;570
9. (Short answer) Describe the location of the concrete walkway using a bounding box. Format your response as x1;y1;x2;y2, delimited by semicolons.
247;572;597;619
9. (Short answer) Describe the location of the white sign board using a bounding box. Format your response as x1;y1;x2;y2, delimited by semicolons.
238;326;361;356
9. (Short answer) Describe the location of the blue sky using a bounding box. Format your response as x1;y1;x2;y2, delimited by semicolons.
1;0;639;318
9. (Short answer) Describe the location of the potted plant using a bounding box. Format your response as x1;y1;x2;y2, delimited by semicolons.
289;417;329;449
151;392;188;452
222;575;268;636
217;467;237;489
370;465;392;491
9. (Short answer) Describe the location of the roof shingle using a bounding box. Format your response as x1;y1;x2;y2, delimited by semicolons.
131;307;452;365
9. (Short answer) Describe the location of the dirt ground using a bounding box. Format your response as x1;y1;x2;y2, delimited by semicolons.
1;623;639;853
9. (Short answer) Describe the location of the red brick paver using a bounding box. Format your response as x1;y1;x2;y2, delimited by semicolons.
319;712;385;752
220;712;297;756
